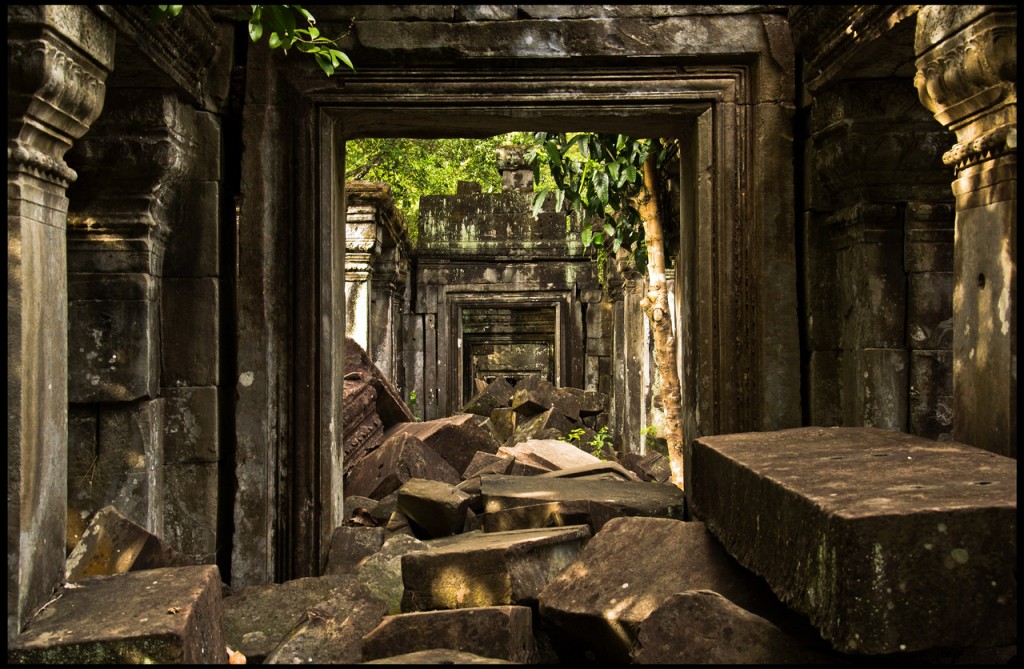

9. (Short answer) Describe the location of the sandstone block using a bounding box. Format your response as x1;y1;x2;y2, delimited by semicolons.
346;432;461;500
479;474;684;520
324;526;385;575
9;565;225;663
498;438;602;472
396;478;474;539
383;413;502;474
688;426;1018;655
401;526;591;611
362;606;536;663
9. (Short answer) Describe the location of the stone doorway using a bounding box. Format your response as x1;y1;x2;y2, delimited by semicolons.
235;59;798;584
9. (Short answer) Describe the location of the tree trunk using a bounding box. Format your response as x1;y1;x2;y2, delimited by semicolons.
635;148;686;489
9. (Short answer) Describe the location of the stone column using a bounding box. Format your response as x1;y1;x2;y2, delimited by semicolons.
914;6;1017;457
7;5;113;641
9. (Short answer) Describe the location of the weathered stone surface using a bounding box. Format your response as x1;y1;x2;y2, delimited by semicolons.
361;606;536;663
9;565;225;664
401;526;591;611
462;376;515;417
480;474;685;520
536;461;639;481
498;438;602;472
346;432;461;500
324;526;385;575
161;277;219;387
488;406;516;442
482;499;622;534
262;579;388;665
383;413;502;474
68;297;159;403
538;517;805;665
510;376;560;417
463;450;513;479
631;590;836;664
396;478;474;539
356;534;430;615
222;574;366;663
688;426;1018;655
364;649;515;664
345;336;416;427
504;410;570;447
65;505;194;583
343;374;385;470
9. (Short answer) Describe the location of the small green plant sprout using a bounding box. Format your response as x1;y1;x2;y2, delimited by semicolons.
560;427;586;444
407;390;420;420
588;426;613;460
641;425;659;450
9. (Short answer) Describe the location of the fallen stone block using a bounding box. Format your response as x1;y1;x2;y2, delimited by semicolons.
559;386;608;416
345;431;461;500
461;376;515;418
688;426;1018;655
262;579;388;664
364;649;515;664
401;525;591;611
342;375;385;471
9;565;225;664
65;505;195;583
488;407;516;442
537;517;812;664
631;590;838;664
383;413;502;474
344;336;415;427
498;438;602;472
396;478;474;538
222;574;367;663
481;499;622;534
361;605;536;663
509;375;559;417
463;450;514;479
356;534;430;615
508;409;578;444
324;526;385;575
536;461;639;481
479;474;685;520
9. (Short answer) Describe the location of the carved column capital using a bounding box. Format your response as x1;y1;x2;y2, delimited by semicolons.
7;5;115;186
914;7;1016;169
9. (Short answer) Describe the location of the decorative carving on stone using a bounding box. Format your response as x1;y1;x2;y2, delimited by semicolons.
914;8;1016;159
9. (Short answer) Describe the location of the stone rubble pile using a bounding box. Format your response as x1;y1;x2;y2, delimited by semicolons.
9;343;1016;664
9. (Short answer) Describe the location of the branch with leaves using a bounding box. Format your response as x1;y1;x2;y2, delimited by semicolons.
152;4;354;77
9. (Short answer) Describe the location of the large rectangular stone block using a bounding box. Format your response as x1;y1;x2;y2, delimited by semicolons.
9;565;226;663
841;348;908;431
164;462;219;563
69;297;159;402
687;427;1017;655
161;277;219;387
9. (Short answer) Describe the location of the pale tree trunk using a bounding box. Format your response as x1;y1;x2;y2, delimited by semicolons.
635;148;686;489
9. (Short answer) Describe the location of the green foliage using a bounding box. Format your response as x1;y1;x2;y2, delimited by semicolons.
560;427;587;444
641;425;659;450
345;133;550;241
152;4;353;77
406;390;420;420
526;133;677;279
587;426;613;460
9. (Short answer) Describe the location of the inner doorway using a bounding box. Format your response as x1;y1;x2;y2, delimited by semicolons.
461;304;558;401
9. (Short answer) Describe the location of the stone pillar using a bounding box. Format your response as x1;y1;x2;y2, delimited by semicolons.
496;145;535;192
7;5;114;641
914;6;1017;457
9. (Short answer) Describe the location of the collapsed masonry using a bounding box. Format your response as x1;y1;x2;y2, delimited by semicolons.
11;343;1014;664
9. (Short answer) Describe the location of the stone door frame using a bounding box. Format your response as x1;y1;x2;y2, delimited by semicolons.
235;59;799;583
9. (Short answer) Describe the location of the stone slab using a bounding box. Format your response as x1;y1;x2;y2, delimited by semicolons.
361;605;535;663
687;426;1017;655
396;478;473;538
479;474;685;520
364;649;514;664
401;526;591;611
9;565;225;663
324;526;385;575
498;438;602;471
346;432;460;500
384;413;502;474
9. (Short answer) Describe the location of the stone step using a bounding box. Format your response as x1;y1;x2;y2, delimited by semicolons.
687;426;1018;655
478;473;685;519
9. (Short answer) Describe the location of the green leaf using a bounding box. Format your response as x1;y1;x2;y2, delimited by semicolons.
604;222;616;237
332;49;355;72
581;226;593;248
315;53;335;77
607;161;620;183
532;188;549;219
554;188;565;213
249;17;264;42
592;169;609;204
268;32;282;48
